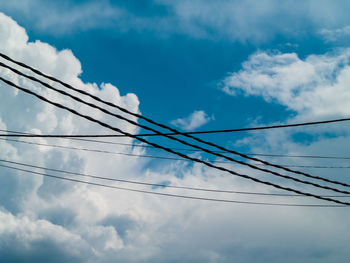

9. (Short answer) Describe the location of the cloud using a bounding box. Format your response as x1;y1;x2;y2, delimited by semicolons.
319;26;350;42
0;209;93;263
3;0;350;42
2;10;350;263
220;47;350;211
0;0;125;35
171;110;213;131
222;50;350;119
0;11;144;261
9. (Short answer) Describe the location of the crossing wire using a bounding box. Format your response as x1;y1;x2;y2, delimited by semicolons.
2;56;350;191
1;52;350;136
1;61;350;191
0;76;349;205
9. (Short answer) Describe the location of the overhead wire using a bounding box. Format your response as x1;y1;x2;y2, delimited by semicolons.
3;137;350;170
0;137;185;162
0;159;296;196
2;129;350;160
1;52;350;136
2;56;350;197
1;53;349;165
0;163;346;207
1;77;349;205
0;120;349;137
1;61;350;192
4;158;345;197
1;158;349;197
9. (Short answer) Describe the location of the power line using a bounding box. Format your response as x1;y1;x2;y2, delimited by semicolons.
0;129;229;152
5;134;350;195
4;137;350;170
1;62;350;194
0;137;187;162
1;52;350;136
2;158;349;197
0;159;295;196
247;153;350;160
3;130;350;160
5;158;343;197
0;119;349;137
1;77;349;205
0;163;346;207
2;58;350;196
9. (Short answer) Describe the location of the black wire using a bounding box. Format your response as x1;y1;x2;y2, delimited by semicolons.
4;134;350;198
0;121;349;136
1;137;258;165
1;52;350;136
1;76;349;205
0;137;187;162
0;130;221;152
0;158;327;197
2;158;349;197
3;130;350;160
3;53;350;208
247;153;350;160
4;137;350;170
1;62;350;193
0;163;346;207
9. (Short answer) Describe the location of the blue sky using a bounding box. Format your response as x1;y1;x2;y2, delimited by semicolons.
1;0;334;132
1;0;350;262
1;0;337;153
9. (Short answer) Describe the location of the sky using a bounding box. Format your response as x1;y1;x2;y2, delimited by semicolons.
1;0;350;262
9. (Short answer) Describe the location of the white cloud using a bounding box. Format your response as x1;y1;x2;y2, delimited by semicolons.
171;110;213;131
0;0;125;35
0;10;145;261
222;50;350;119
0;209;93;262
220;48;350;214
2;10;350;263
320;25;350;42
3;0;350;42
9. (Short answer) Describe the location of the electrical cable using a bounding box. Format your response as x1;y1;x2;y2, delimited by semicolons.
2;56;350;194
4;137;350;170
3;130;350;160
1;52;350;136
2;158;339;197
0;159;294;196
4;132;350;198
0;163;346;207
1;62;349;192
0;77;349;205
0;137;188;162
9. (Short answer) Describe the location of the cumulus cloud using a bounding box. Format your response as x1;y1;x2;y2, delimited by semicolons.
171;110;213;131
222;50;350;119
216;46;350;260
0;209;92;263
220;48;350;202
0;11;268;263
0;11;145;261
